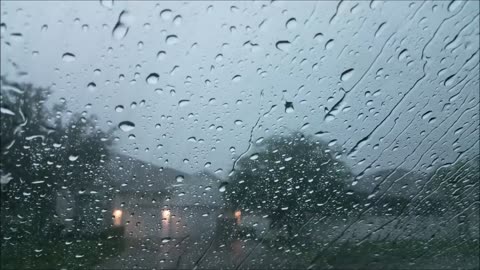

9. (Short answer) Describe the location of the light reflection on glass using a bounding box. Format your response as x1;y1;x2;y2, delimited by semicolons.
162;209;171;221
234;210;241;224
161;209;171;238
113;209;123;226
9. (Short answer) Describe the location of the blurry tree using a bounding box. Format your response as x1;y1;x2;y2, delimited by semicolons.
424;159;479;239
224;132;356;238
0;77;114;243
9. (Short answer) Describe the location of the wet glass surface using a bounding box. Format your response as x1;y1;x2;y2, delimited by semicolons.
1;1;479;269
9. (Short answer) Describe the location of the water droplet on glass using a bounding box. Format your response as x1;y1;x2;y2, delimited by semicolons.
161;237;172;243
219;182;228;193
160;9;172;20
157;51;166;60
178;99;190;107
100;0;113;9
314;32;324;42
173;15;182;25
444;74;455;87
398;49;408;61
115;105;124;112
69;155;79;161
176;175;184;183
112;22;128;40
448;0;461;12
325;39;334;50
166;35;179;45
285;101;294;113
249;153;259;160
62;52;76;62
1;107;15;115
276;40;291;52
0;23;6;34
340;68;354;81
232;75;242;82
87;82;96;91
146;73;159;84
286;18;297;30
118;121;135;132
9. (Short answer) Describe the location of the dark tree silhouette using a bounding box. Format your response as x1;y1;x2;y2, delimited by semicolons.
224;132;356;237
0;77;114;243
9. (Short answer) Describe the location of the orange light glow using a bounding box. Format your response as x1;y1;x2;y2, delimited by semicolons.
234;210;241;224
113;209;122;226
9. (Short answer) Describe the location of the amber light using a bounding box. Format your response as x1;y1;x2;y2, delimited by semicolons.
235;210;241;224
113;209;123;226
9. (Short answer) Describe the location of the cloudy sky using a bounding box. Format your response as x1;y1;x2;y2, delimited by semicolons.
1;0;478;179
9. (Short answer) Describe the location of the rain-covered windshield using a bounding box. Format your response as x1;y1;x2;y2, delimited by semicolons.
1;1;479;269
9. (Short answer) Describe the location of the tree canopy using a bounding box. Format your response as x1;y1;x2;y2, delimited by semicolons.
224;132;356;225
1;78;114;240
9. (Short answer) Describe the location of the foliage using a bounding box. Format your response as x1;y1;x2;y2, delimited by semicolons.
0;77;114;243
224;132;355;227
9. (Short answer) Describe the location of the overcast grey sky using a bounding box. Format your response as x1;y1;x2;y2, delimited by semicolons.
1;1;478;179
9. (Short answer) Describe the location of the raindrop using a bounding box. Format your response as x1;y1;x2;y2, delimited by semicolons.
146;73;159;84
340;68;354;81
87;82;97;91
166;35;179;45
276;40;291;52
1;107;15;115
100;0;114;9
286;18;297;30
118;121;135;132
176;175;184;183
173;15;182;25
69;155;79;161
219;182;228;193
115;105;124;112
10;33;23;42
249;153;259;160
157;51;166;60
422;111;433;120
161;237;172;243
232;75;242;82
325;39;334;50
112;22;128;40
234;120;243;125
160;9;172;20
178;100;190;107
285;101;294;113
62;52;76;62
448;0;461;12
374;22;386;38
314;32;324;42
444;74;455;87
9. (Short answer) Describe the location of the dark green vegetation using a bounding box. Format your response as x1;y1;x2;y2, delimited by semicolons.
224;131;478;226
1;78;123;269
224;132;354;236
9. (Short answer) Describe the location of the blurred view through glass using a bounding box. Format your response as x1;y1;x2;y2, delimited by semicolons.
1;1;479;269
